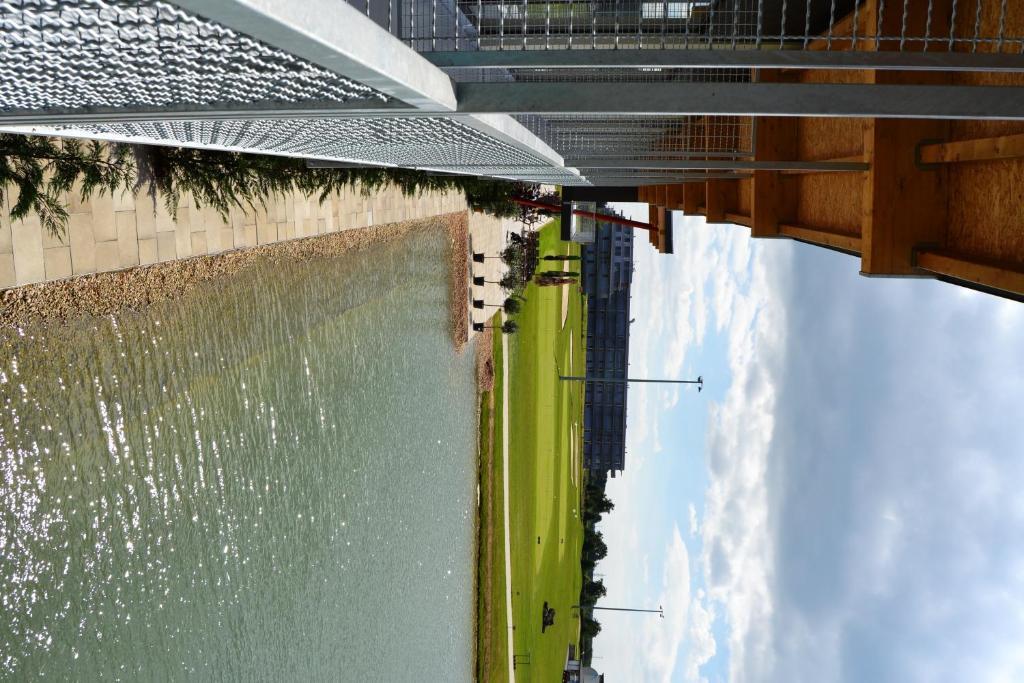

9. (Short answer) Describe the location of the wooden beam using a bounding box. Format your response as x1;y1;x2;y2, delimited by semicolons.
656;184;669;207
726;213;753;227
805;0;880;52
666;184;687;210
705;180;728;223
861;70;950;275
918;133;1024;165
778;155;868;175
780;223;863;254
916;249;1024;296
750;98;798;237
682;183;702;214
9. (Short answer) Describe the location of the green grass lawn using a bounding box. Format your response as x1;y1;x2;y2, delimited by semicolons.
507;221;586;681
478;332;508;683
477;219;587;682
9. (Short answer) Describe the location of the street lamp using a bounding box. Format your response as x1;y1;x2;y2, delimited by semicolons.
560;375;703;392
573;604;665;619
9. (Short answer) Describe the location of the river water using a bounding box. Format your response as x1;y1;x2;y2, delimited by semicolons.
0;229;477;680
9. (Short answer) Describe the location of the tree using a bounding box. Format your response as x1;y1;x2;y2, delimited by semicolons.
580;617;602;639
587;491;614;516
479;320;519;335
1;133;546;237
0;135;132;237
501;297;522;315
583;531;608;562
535;276;576;287
543;254;581;261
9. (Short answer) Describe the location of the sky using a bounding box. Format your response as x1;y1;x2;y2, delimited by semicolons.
591;206;1024;683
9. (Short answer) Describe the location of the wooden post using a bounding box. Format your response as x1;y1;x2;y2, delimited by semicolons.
860;72;950;275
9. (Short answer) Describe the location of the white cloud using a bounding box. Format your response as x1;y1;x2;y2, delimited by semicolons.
602;213;1024;683
685;589;718;683
639;525;693;683
696;224;792;683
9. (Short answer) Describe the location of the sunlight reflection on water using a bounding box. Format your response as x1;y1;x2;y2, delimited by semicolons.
0;230;476;680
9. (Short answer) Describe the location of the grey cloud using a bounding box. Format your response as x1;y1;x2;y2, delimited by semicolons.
760;245;1024;683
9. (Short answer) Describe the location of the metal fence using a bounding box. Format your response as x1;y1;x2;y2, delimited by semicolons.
443;65;752;80
0;0;388;115
36;116;586;182
375;0;1024;54
0;0;584;185
518;113;753;159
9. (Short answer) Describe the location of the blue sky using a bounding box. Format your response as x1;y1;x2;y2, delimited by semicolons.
591;206;1024;682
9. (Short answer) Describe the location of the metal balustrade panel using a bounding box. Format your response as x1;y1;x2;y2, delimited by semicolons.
518;113;754;161
444;65;752;81
35;117;587;183
0;0;390;116
389;0;1024;54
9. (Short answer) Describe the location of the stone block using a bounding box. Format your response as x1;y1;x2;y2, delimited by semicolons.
138;238;158;266
134;197;156;239
271;198;288;223
12;216;45;285
0;253;14;289
175;222;191;258
155;201;175;233
95;241;121;272
91;193;117;242
244;225;257;248
43;246;72;280
42;220;67;248
112;187;134;212
219;228;235;252
0;193;10;253
68;213;96;275
156;232;176;262
115;211;138;257
257;218;277;245
191;231;208;256
205;225;221;253
193;206;213;232
67;180;89;214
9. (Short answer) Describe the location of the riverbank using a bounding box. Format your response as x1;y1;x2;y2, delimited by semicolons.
475;323;505;682
1;212;471;348
0;217;479;680
473;221;588;683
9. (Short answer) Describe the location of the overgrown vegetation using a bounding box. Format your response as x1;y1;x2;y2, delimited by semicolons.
475;221;586;682
498;230;541;292
0;133;550;238
578;472;613;660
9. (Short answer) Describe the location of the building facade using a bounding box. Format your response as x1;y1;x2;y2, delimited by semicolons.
581;222;634;477
2;0;1024;298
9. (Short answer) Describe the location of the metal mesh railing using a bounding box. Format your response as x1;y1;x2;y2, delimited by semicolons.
391;0;1024;54
49;117;588;183
444;65;751;80
0;0;388;114
518;114;754;161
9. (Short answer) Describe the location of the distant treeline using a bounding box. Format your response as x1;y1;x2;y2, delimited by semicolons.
579;471;612;664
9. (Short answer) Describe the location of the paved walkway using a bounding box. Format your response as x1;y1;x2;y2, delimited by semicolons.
0;184;466;290
466;213;520;343
500;309;516;683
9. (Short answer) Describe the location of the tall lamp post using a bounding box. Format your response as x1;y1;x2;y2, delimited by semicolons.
573;604;665;618
560;375;704;392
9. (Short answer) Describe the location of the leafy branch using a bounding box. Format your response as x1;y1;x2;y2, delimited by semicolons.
0;133;544;239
